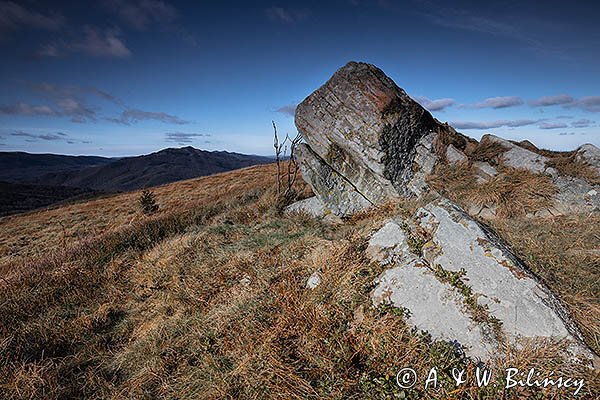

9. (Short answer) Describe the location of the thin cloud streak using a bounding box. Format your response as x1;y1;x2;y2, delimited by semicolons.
109;109;189;125
104;0;179;30
451;119;539;130
538;122;568;129
165;132;210;145
275;104;297;116
470;96;524;109
265;7;309;23
0;1;65;33
70;27;131;58
571;119;594;128
415;96;455;111
9;130;90;144
529;94;574;107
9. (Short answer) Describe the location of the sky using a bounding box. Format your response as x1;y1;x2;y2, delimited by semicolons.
0;0;599;157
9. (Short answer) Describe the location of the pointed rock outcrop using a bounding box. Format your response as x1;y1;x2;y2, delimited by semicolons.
294;61;464;215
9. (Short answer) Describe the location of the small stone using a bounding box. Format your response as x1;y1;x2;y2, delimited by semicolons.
473;161;498;183
306;272;321;289
239;275;251;286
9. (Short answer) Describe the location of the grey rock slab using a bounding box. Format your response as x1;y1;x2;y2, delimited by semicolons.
575;143;600;174
473;161;498;183
366;220;415;265
481;134;548;174
446;144;468;164
552;176;600;213
284;196;328;218
372;260;498;361
415;199;594;360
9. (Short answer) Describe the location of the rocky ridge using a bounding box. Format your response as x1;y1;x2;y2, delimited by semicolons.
287;61;600;366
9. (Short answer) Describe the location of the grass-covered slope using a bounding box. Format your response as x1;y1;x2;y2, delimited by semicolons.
0;162;598;399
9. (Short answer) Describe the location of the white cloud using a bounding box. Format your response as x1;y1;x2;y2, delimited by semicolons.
451;119;538;129
70;27;131;58
470;96;524;109
529;94;574;107
415;96;455;111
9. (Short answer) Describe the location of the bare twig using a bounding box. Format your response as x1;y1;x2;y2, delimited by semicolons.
272;122;302;200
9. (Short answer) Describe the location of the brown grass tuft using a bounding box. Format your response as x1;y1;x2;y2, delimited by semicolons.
465;139;509;164
547;154;600;185
427;164;558;218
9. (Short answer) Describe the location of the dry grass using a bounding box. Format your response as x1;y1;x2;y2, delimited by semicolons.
427;163;557;218
1;162;599;399
547;154;600;185
465;139;509;164
490;214;600;354
0;164;281;266
431;125;471;158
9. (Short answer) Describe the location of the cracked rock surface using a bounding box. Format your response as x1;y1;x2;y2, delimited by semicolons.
368;199;596;364
293;61;451;215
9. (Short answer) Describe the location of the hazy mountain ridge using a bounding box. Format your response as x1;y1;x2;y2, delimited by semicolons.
31;146;274;192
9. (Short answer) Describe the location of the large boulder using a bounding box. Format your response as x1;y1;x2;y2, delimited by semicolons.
294;61;453;215
289;61;599;367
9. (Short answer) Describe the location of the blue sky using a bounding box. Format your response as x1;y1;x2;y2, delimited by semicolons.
0;0;598;156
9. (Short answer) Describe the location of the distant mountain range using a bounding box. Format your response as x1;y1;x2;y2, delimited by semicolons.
0;147;273;215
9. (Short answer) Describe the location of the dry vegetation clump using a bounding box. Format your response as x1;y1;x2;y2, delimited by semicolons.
427;163;557;218
431;125;472;158
465;139;509;164
546;154;600;185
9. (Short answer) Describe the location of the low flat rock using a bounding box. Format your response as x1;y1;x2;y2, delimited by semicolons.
368;199;596;364
473;161;498;184
481;134;549;174
366;220;413;265
446;144;467;164
284;196;328;218
552;175;600;213
373;260;497;361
